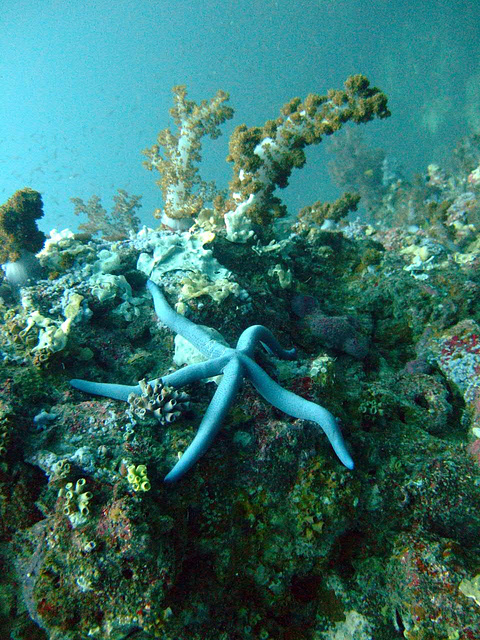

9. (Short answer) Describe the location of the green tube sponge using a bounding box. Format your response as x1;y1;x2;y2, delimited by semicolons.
0;187;46;263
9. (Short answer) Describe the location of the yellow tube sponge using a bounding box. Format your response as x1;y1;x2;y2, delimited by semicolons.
60;477;93;528
127;464;151;492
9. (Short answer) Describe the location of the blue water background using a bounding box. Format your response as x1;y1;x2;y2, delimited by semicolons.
0;0;478;232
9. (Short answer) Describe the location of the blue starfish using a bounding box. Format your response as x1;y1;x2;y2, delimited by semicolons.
71;280;354;483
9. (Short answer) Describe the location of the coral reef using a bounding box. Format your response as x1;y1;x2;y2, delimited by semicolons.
71;280;354;482
2;80;480;640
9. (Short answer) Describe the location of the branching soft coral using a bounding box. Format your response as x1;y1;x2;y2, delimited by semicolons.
297;192;361;228
142;76;389;241
0;187;45;263
143;85;234;229
71;189;142;240
224;75;390;237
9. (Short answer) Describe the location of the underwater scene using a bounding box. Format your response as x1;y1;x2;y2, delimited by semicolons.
1;1;480;639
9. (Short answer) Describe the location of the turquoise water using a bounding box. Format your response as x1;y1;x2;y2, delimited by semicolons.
2;3;480;639
1;0;478;232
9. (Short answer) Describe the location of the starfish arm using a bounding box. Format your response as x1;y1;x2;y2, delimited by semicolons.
147;280;227;359
236;325;297;360
164;357;244;483
70;379;141;401
242;356;354;470
160;354;231;388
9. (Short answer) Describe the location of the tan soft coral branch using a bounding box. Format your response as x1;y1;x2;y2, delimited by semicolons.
143;85;233;229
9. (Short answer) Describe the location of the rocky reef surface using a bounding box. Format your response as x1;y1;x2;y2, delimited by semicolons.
1;88;480;640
